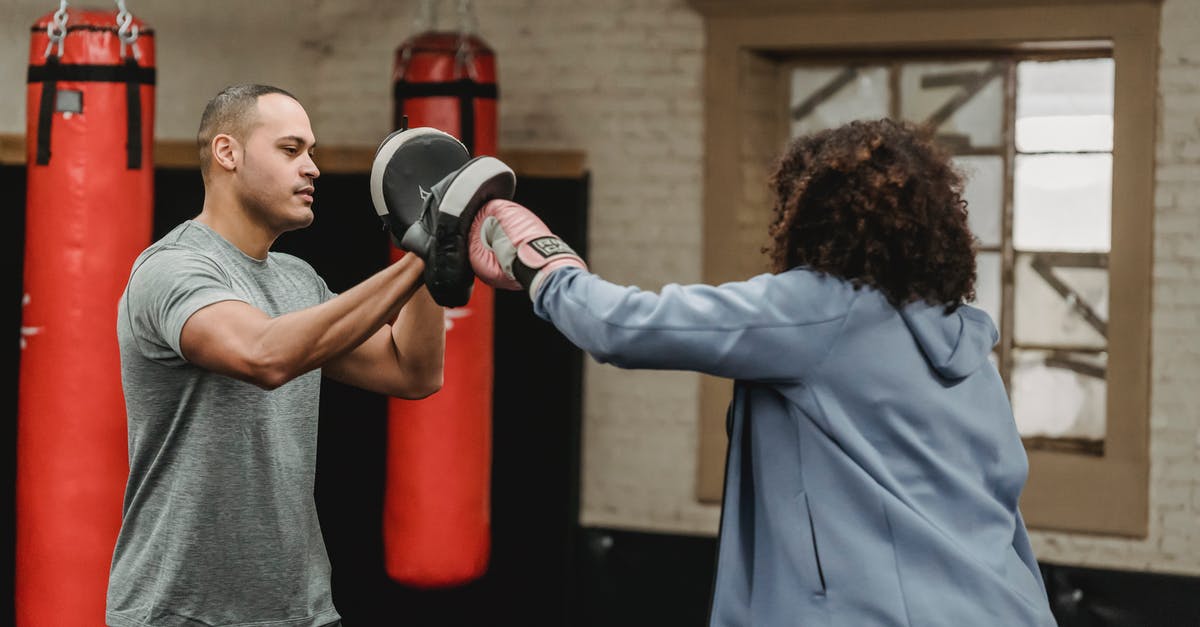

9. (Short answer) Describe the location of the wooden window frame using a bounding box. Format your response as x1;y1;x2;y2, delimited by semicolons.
689;0;1158;537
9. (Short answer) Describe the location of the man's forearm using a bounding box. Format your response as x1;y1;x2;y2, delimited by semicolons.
392;286;445;378
257;255;426;382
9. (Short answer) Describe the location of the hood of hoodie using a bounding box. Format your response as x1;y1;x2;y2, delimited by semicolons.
899;301;998;380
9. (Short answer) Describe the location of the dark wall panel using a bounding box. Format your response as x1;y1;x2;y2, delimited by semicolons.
1;165;27;627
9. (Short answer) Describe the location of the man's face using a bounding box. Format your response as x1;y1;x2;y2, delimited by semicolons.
235;93;320;233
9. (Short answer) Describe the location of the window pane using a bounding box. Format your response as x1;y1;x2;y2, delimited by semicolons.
900;61;1004;150
1016;58;1114;152
790;66;889;137
1014;252;1108;350
955;155;1003;247
974;251;1002;327
1011;348;1106;440
1013;154;1111;252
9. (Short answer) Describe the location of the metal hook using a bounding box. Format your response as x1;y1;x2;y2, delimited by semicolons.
115;0;140;59
44;0;69;58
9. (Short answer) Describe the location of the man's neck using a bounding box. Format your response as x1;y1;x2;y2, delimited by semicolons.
195;194;276;260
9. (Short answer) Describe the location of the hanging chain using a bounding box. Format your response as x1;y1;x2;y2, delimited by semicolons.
456;0;477;35
115;0;140;59
403;0;439;69
454;0;477;79
403;0;479;78
44;0;69;58
415;0;438;33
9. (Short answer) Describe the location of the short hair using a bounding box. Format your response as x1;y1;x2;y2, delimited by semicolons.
765;118;977;311
196;84;299;181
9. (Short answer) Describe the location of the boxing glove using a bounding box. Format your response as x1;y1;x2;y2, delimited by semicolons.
468;199;586;299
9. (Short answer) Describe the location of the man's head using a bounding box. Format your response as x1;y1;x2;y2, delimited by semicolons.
765;118;977;310
197;84;319;232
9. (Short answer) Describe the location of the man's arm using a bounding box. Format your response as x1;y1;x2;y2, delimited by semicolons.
321;284;445;398
180;254;441;396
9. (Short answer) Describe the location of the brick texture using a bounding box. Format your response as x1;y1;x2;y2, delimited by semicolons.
1028;0;1200;575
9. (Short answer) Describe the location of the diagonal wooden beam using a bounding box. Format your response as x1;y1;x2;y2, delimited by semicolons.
1045;351;1107;380
790;66;860;123
923;62;1006;129
1029;254;1108;338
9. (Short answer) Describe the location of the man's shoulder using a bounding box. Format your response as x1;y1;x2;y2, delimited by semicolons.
153;220;218;251
135;221;220;263
128;225;230;295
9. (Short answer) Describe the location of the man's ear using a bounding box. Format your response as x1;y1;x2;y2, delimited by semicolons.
212;134;240;173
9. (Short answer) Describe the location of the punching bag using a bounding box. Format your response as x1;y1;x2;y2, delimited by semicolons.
383;22;499;587
17;4;154;624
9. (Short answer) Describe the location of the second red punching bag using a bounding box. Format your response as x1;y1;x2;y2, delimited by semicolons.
18;5;155;625
383;25;499;587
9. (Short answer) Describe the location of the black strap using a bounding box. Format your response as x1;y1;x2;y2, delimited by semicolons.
35;57;58;165
459;83;476;156
26;62;156;85
26;60;156;169
393;78;498;155
392;79;497;100
29;24;156;36
124;58;141;169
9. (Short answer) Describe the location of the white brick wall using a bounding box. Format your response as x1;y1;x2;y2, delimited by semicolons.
0;0;321;140
469;0;718;534
2;0;1197;570
302;0;716;535
1028;0;1200;575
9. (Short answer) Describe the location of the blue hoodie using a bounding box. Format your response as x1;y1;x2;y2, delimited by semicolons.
534;266;1056;627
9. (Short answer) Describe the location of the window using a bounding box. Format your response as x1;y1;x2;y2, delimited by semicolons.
690;1;1157;536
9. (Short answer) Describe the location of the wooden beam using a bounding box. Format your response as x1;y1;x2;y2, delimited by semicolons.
0;134;24;166
0;134;587;179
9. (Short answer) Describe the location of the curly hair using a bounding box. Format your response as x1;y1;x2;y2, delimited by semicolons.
765;118;977;311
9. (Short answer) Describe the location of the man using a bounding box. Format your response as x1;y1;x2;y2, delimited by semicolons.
467;119;1058;626
106;84;484;627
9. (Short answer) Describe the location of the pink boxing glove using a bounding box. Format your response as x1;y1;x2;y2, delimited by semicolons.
468;199;587;299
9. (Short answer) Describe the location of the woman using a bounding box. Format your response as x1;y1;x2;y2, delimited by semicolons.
467;118;1057;626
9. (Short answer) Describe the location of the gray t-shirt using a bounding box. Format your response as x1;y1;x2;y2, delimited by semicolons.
107;221;340;627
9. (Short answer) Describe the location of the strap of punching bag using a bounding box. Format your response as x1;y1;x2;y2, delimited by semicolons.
26;52;156;169
393;79;498;155
124;57;142;169
34;57;58;166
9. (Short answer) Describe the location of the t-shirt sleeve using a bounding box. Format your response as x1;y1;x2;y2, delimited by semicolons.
124;247;248;364
314;270;336;303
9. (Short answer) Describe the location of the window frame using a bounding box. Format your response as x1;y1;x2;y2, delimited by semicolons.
689;0;1158;536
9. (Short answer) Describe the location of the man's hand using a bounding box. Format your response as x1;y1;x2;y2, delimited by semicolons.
419;156;515;307
370;127;469;255
370;127;515;307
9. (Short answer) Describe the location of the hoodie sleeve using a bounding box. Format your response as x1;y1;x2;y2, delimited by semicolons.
531;267;855;381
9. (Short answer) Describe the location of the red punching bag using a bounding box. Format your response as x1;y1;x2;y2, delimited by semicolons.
18;4;154;624
383;11;499;587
